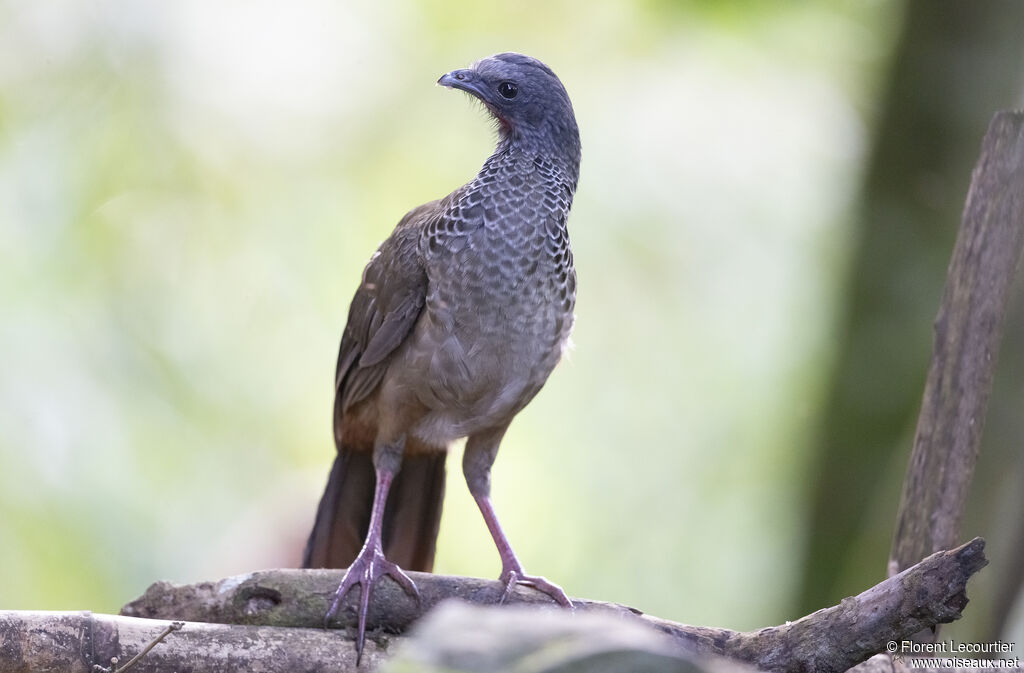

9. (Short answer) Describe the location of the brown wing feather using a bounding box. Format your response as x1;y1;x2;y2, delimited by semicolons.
335;203;437;418
307;202;444;572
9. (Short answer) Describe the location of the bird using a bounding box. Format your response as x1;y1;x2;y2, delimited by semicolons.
302;52;581;661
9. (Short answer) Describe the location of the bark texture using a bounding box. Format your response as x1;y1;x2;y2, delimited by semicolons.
95;538;988;673
890;112;1024;575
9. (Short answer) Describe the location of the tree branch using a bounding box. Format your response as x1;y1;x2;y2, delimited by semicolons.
890;111;1024;575
0;610;388;672
100;538;988;673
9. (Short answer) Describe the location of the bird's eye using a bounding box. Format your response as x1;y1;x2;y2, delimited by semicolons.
498;82;518;99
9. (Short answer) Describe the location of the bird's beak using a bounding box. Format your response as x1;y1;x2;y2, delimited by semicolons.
437;68;488;101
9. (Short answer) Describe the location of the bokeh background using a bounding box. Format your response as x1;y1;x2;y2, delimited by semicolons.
2;0;1023;651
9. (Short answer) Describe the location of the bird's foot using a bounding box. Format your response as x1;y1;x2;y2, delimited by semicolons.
324;544;420;664
498;565;573;608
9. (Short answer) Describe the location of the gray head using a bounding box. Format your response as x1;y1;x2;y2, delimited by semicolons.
438;53;580;166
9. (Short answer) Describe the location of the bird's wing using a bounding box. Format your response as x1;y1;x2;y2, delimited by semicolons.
334;202;436;415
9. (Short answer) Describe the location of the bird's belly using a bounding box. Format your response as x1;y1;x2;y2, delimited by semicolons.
400;299;570;444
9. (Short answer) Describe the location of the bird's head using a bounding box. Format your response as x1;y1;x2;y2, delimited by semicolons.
438;53;580;165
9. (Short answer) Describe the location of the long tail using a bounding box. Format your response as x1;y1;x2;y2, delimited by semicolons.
302;445;446;572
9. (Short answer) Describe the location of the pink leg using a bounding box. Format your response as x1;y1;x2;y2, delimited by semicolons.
325;468;420;664
473;493;572;607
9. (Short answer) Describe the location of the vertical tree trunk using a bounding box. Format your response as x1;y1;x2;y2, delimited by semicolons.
889;109;1024;588
798;0;1024;616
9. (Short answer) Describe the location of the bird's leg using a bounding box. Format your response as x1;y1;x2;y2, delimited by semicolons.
324;441;419;663
472;493;572;607
464;429;573;608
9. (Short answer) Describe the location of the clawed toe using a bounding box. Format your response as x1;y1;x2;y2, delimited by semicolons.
324;548;420;664
385;561;421;602
499;569;573;608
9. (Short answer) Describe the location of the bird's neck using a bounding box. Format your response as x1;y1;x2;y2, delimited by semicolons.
489;134;581;191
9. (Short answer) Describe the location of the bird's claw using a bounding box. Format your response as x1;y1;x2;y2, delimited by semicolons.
498;567;573;608
324;546;420;664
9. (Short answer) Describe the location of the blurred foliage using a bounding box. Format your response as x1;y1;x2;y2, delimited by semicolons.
0;0;1020;651
799;0;1024;647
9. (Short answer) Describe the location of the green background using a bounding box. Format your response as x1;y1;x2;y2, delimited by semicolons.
1;0;1022;651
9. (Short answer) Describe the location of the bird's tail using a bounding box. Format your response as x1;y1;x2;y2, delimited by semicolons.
302;445;446;572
